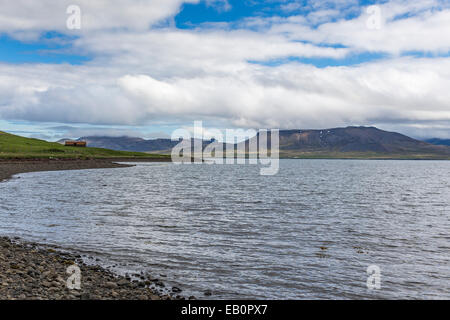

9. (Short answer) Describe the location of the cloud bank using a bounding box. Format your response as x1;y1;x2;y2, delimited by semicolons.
0;0;449;138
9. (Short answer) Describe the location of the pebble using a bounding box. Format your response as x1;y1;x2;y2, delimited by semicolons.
0;237;191;300
105;282;118;289
117;279;129;286
204;290;212;296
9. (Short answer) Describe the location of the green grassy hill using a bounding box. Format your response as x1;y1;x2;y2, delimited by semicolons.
0;131;169;159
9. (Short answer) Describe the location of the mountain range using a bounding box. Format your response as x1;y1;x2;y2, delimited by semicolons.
58;126;450;159
59;136;180;154
424;138;450;146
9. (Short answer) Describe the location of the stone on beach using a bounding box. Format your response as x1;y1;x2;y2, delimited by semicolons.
0;237;184;300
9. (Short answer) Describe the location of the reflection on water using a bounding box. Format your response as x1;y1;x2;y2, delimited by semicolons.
0;160;449;299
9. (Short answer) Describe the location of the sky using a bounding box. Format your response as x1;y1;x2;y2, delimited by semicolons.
0;0;450;141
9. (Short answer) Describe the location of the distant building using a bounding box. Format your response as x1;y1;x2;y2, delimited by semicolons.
65;140;87;147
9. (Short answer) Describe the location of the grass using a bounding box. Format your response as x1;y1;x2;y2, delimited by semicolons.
0;131;170;160
2;130;447;161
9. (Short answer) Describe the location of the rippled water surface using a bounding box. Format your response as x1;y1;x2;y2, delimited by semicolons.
1;160;449;299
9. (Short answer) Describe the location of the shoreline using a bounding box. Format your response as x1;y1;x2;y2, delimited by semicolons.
0;158;191;300
0;236;189;300
0;158;171;183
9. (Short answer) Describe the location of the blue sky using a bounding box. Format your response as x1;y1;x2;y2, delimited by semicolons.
0;1;385;66
0;1;366;66
0;0;450;140
175;0;378;26
0;33;89;65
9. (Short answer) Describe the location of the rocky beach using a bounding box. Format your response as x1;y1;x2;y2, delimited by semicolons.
0;237;188;300
0;158;186;300
0;158;170;183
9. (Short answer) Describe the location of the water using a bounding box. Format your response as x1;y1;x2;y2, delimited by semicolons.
0;160;449;299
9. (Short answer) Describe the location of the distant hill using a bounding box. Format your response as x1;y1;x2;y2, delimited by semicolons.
60;126;450;159
59;136;179;154
274;126;450;157
424;138;450;146
0;131;168;159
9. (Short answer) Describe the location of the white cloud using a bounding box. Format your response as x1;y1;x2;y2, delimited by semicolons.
117;57;450;129
0;0;199;37
269;0;450;55
0;0;450;138
1;56;450;139
205;0;232;12
72;28;349;77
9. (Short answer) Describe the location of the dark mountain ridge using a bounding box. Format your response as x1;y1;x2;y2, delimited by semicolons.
276;126;447;154
425;138;450;146
58;126;450;159
59;136;179;153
